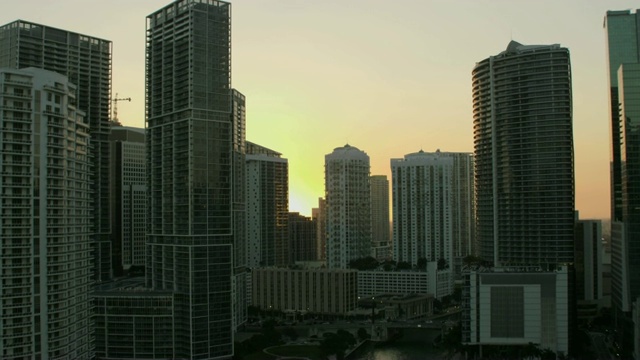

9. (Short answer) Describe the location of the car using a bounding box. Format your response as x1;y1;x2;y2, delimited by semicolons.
426;320;433;324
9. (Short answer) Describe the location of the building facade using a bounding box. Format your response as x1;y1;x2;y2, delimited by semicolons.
0;20;113;281
370;175;391;260
605;12;640;353
289;212;317;262
325;144;372;269
575;216;603;323
313;197;327;261
392;150;464;276
145;1;237;358
0;68;92;359
245;141;288;268
251;268;358;316
462;267;570;356
109;126;146;277
472;41;575;267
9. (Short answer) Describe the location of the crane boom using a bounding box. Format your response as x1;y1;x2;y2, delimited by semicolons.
111;92;131;126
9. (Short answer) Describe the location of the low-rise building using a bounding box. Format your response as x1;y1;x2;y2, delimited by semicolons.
252;268;357;316
462;266;570;356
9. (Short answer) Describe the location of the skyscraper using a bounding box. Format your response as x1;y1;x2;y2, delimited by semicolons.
245;141;289;268
605;10;640;223
0;68;92;359
325;144;371;269
146;0;237;358
604;10;640;354
370;175;390;260
391;150;454;291
472;41;574;267
288;212;317;262
391;150;474;273
0;20;113;281
109;126;146;277
313;197;327;261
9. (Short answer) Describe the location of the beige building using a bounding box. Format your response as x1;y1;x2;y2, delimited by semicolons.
252;268;357;316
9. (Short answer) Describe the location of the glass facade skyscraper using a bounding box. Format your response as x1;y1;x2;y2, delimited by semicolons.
605;11;640;355
146;0;238;358
472;41;574;267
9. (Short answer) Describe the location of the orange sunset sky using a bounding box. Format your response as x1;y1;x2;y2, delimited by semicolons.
2;0;637;220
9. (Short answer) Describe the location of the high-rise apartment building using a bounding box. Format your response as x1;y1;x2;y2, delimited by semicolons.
245;141;289;267
0;20;113;281
288;212;317;262
145;1;238;358
0;68;92;359
370;175;390;260
313;197;327;261
449;153;475;258
325;144;372;269
109;126;146;277
604;10;640;355
574;215;603;322
391;150;454;268
472;41;575;267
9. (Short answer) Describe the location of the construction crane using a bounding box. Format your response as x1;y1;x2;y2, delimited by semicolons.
110;93;131;126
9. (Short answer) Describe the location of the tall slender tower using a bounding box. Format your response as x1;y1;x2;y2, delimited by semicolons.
0;20;113;281
0;68;92;359
245;141;289;268
472;41;574;267
370;175;390;260
604;11;640;355
325;144;371;269
146;1;237;358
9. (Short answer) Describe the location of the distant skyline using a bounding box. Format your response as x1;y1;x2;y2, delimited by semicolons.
1;0;636;219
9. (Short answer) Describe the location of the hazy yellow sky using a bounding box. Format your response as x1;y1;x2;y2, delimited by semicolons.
2;0;635;220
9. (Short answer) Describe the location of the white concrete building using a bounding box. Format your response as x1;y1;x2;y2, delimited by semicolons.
245;141;289;268
462;266;570;356
0;68;92;359
392;150;459;295
325;144;371;269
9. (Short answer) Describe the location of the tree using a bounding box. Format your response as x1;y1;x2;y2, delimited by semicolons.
417;257;428;271
382;260;397;271
396;261;411;270
348;256;379;270
437;258;448;270
320;330;356;360
357;327;370;342
282;327;298;341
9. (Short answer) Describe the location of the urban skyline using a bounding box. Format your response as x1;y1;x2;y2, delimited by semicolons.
0;1;632;220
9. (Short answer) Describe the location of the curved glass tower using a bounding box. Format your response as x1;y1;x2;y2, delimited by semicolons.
472;41;574;267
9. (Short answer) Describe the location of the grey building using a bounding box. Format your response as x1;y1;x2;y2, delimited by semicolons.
462;266;570;356
574;215;603;322
472;41;574;267
109;126;146;277
370;175;390;260
245;142;289;267
605;10;640;355
0;19;113;282
289;212;316;262
325;144;372;269
0;68;92;359
313;197;327;261
151;0;239;358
